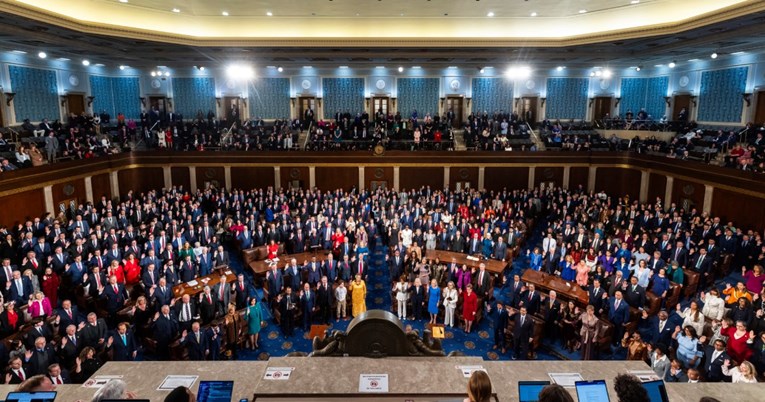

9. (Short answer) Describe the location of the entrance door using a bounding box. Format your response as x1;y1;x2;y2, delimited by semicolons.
223;96;241;123
66;94;85;116
445;96;464;128
298;96;316;122
149;96;167;115
754;91;765;124
673;94;691;121
373;97;389;116
593;96;612;121
521;97;538;123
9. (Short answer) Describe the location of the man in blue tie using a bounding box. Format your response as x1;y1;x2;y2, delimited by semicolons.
608;291;630;345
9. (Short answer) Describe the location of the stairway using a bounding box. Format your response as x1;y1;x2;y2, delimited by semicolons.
365;239;391;311
453;129;467;151
527;123;546;151
296;129;309;150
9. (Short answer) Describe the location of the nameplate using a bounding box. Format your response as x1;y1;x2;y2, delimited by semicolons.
359;374;389;393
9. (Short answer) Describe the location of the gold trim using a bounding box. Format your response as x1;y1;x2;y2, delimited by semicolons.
0;1;762;48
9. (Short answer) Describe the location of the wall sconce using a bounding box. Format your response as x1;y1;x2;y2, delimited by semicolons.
663;96;671;107
391;97;397;108
742;93;752;107
514;97;520;108
167;98;173;108
60;95;67;107
615;98;621;107
86;96;95;107
540;97;547;108
4;92;16;106
690;96;697;107
588;98;595;107
139;97;146;107
215;97;222;107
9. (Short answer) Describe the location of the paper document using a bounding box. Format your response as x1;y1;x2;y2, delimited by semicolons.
359;374;389;393
457;365;486;378
157;375;199;390
548;372;583;387
263;367;294;380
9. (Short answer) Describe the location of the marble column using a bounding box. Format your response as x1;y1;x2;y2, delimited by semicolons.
528;167;535;190
224;166;232;190
43;185;54;215
110;171;119;199
703;185;714;214
478;167;485;190
664;176;674;205
163;166;172;190
443;167;450;191
562;166;570;189
84;176;93;203
639;171;649;203
309;166;316;189
358;167;365;191
189;167;197;191
274;167;281;189
587;167;597;192
393;166;400;190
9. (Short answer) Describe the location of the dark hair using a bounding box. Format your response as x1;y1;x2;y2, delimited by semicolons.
613;374;649;402
467;370;492;402
538;384;575;402
699;398;722;402
164;386;193;402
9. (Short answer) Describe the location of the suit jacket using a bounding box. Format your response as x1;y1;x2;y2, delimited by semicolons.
316;283;334;307
199;293;217;322
608;298;630;325
153;286;173;307
519;290;541;315
25;346;57;376
589;287;606;313
56;306;82;334
101;283;129;312
703;346;730;382
474;270;491;298
624;284;647;308
152;315;179;344
7;277;33;304
107;330;137;361
266;269;283;296
80;319;108;349
183;330;209;360
512;313;534;341
49;369;72;385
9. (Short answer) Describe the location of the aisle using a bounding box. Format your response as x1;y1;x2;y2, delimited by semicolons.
365;238;391;311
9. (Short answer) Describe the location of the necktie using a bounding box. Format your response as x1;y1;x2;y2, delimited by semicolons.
121;334;126;345
67;309;72;318
56;376;62;384
659;321;665;332
113;285;118;293
18;370;24;381
696;256;703;268
615;300;620;309
184;304;191;321
520;315;525;325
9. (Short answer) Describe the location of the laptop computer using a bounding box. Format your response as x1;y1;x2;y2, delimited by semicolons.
575;380;610;402
642;380;670;402
4;391;56;402
518;380;551;402
197;380;234;402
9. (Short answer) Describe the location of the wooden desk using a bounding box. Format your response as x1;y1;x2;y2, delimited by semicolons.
521;270;588;306
424;249;506;274
172;266;236;298
249;251;331;275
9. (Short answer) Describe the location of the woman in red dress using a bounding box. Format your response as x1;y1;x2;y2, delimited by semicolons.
570;242;584;264
266;239;280;260
41;267;60;308
719;319;754;364
331;228;345;251
108;260;126;284
462;284;479;333
123;254;141;286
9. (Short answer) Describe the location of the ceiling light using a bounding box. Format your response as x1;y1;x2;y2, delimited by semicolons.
266;11;273;16
412;66;421;69
82;60;90;66
635;66;641;71
302;66;313;69
226;64;254;80
339;66;349;69
398;66;404;72
654;64;664;67
595;70;602;77
530;12;537;17
57;57;69;61
277;66;283;72
119;65;126;70
164;71;170;77
631;0;640;4
579;9;587;14
151;71;156;77
687;58;699;62
119;0;128;3
590;72;595;77
375;66;385;69
711;52;718;59
222;11;229;16
479;68;485;74
731;51;745;55
172;8;180;13
668;61;676;68
199;66;205;71
602;70;612;78
487;12;494;17
506;66;532;79
556;66;565;71
10;50;26;54
37;51;46;59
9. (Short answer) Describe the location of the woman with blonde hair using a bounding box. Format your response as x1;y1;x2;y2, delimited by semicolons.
722;359;758;383
349;274;367;317
442;281;458;327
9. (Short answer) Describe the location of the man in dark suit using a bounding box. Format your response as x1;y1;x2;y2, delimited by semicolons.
24;336;57;376
266;265;283;302
80;313;108;350
511;306;534;360
86;266;107;298
450;232;466;253
410;278;426;320
300;283;316;331
198;286;217;324
279;287;297;337
101;275;129;326
493;302;510;354
57;325;82;370
47;363;71;385
541;291;561;340
5;356;28;384
213;245;229;267
153;278;173;308
25;320;53;349
152;305;179;361
690;247;713;290
474;264;491;302
231;274;248;310
323;254;338;283
519;284;541;315
641;310;673;346
6;270;33;305
56;299;81;335
608;291;631;344
467;234;481;255
624;276;647;309
508;274;524;308
703;339;731;382
589;279;607;315
338;255;352;283
353;255;368;282
181;321;209;360
174;294;198;333
316;276;334;324
106;323;137;361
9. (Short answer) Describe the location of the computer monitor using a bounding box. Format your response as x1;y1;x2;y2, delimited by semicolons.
575;380;610;402
518;380;551;402
4;391;56;402
197;380;234;402
642;380;670;402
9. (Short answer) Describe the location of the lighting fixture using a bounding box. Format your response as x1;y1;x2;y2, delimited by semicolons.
487;12;494;17
37;51;46;59
631;0;640;4
339;66;349;69
411;66;421;69
10;50;26;54
398;66;404;72
266;11;273;16
226;64;255;80
222;11;229;16
711;53;718;59
82;60;90;66
277;66;283;72
731;51;745;55
164;71;170;77
119;65;126;70
668;61;676;68
479;68;485;74
172;8;180;13
595;70;602;77
635;66;641;71
579;9;587;14
602;70;612;78
199;66;206;71
119;0;128;3
556;66;565;71
505;66;532;79
590;72;595;77
530;12;537;17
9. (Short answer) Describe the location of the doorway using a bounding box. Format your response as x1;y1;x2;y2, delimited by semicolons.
373;97;390;117
445;96;463;128
521;97;538;123
298;96;316;122
66;93;85;116
223;96;241;123
673;94;691;121
149;96;167;114
593;97;612;121
754;91;765;124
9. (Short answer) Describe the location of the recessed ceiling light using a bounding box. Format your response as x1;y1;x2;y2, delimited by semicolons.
37;51;46;59
668;61;676;68
602;70;612;78
530;12;537;17
277;66;283;72
398;66;404;72
479;68;485;74
10;50;27;54
266;11;273;16
731;51;745;55
339;66;349;69
199;66;206;71
303;66;313;69
579;9;587;14
82;60;90;66
119;0;128;3
222;11;229;16
595;70;602;77
687;58;699;62
635;67;641;71
151;71;156;77
556;66;565;71
164;71;171;77
654;64;664;67
631;0;640;4
412;66;421;69
711;52;718;59
94;63;105;67
172;8;180;13
487;12;494;17
57;57;69;61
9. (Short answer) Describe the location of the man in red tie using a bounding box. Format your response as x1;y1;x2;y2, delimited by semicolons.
47;363;69;384
354;254;367;281
101;275;127;326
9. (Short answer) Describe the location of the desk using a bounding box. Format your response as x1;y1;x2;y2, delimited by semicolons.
172;267;236;298
249;251;330;275
424;250;507;274
521;270;588;306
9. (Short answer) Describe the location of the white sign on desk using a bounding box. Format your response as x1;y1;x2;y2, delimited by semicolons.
457;365;486;378
359;374;389;393
157;375;198;391
264;367;294;380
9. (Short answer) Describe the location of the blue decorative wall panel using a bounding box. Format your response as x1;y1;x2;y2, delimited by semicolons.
90;75;115;119
471;78;513;114
90;76;141;120
8;65;59;122
322;78;365;118
397;78;439;118
248;78;290;119
545;78;588;120
172;77;216;117
620;76;669;120
698;66;748;122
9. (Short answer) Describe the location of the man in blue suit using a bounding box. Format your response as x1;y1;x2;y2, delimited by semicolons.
284;259;302;292
152;278;173;308
300;283;316;331
238;228;253;250
608;290;631;345
6;270;33;305
151;305;178;361
265;265;283;302
323;254;338;283
101;275;129;326
181;321;209;360
106;323;137;361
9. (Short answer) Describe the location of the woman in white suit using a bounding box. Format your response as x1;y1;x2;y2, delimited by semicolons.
442;281;458;327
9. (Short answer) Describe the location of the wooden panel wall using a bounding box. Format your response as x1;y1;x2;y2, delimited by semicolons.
316;167;358;191
0;189;45;225
91;173;112;202
451;167;479;190
51;178;87;211
647;173;667;203
196;167;225;190
118;167;164;195
671;178;705;212
484;167;529;191
711;188;765;231
399;167;444;190
280;166;309;189
231;167;275;190
364;167;394;190
569;167;589;191
171;167;190;191
594;168;642;200
534;167;563;188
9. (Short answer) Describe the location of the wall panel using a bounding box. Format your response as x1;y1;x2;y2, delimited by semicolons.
364;167;394;190
280;167;309;189
90;173;112;202
647;173;667;203
0;189;45;225
118;167;164;195
484;167;529;191
315;167;358;191
399;167;444;190
569;167;589;191
51;178;87;211
451;167;479;190
196;167;225;190
8;65;59;122
171;167;191;191
671;178;705;212
249;78;290;119
545;78;588;120
231;167;275;190
594;168;642;200
711;188;765;231
534;167;564;188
